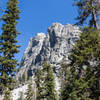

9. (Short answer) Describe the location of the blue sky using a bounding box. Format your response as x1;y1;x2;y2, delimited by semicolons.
1;0;78;62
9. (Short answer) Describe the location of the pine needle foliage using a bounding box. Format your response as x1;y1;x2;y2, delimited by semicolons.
25;77;34;100
61;27;100;100
74;0;100;29
36;68;44;100
0;0;20;95
36;61;57;100
42;61;57;100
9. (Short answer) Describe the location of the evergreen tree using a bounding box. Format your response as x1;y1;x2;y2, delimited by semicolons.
42;61;57;100
61;1;100;99
61;28;100;100
60;62;90;100
60;65;92;100
60;62;70;89
60;63;71;100
25;77;34;100
36;61;57;100
74;0;100;29
36;68;44;100
0;0;20;96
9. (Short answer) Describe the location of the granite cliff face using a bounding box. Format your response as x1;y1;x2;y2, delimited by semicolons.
16;23;80;80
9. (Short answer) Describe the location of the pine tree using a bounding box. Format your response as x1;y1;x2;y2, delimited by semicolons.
61;67;93;100
60;62;91;100
42;61;57;100
61;1;100;99
63;28;100;100
0;0;20;96
60;63;72;100
60;62;70;89
60;1;100;100
36;68;44;100
74;0;100;29
25;77;34;100
73;0;100;99
36;61;57;100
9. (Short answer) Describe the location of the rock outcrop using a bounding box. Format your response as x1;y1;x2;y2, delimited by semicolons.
16;23;80;80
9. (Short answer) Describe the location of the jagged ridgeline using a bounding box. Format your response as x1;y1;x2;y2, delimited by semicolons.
12;23;80;100
16;23;80;81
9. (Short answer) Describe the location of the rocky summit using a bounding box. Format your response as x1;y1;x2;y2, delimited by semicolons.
16;23;80;81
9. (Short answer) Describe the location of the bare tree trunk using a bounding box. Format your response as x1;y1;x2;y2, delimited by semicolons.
91;1;99;30
92;11;99;30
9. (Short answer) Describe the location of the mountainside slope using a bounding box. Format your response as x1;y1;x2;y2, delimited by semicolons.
16;23;80;80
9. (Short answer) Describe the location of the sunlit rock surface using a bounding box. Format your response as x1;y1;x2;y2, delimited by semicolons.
16;23;80;79
14;23;80;100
